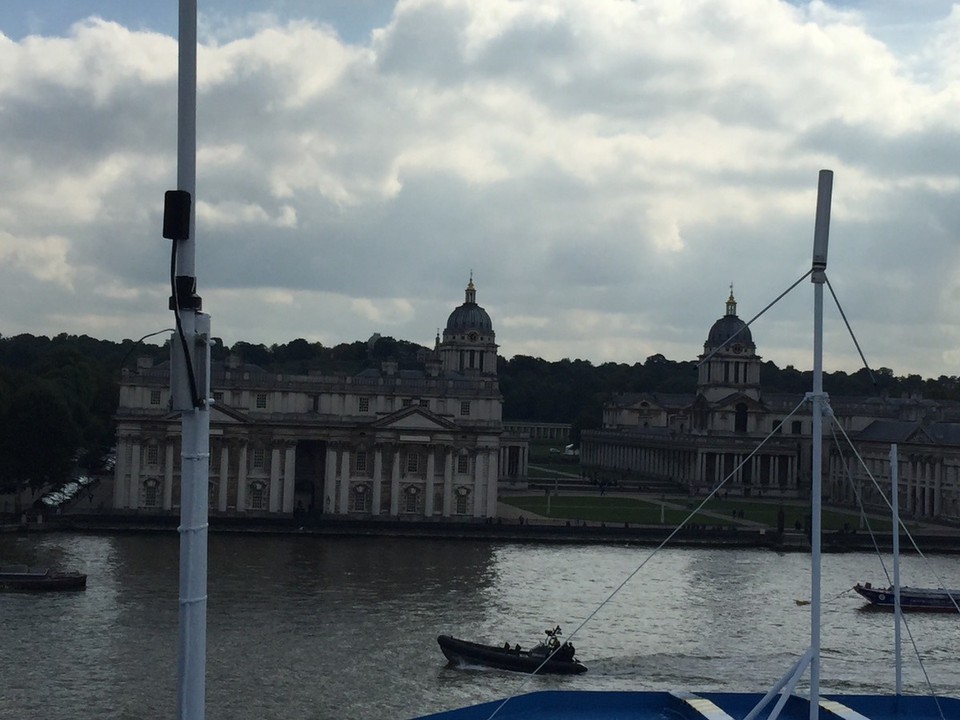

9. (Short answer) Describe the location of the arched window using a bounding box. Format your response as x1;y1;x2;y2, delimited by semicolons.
455;487;470;515
352;484;370;513
144;479;160;508
403;486;421;514
249;481;267;510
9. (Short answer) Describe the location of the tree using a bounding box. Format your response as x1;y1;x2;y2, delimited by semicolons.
0;379;80;510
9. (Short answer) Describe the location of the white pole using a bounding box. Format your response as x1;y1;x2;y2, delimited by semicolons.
174;2;209;719
890;444;902;694
808;168;833;720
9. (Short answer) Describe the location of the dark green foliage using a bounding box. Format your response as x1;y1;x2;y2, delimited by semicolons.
0;330;956;497
0;378;80;493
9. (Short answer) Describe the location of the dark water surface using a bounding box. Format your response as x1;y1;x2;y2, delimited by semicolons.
2;532;959;719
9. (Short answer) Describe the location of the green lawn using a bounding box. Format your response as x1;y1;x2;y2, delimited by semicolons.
501;494;894;532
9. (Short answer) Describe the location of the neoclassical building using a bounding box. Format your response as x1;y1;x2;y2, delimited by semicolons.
113;278;528;520
580;290;960;522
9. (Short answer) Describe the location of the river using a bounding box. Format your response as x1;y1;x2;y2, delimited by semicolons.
2;532;959;719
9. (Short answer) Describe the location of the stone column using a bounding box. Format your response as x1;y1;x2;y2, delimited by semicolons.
338;448;351;514
269;446;282;513
282;443;296;514
113;437;129;509
443;448;453;517
237;443;248;512
425;447;436;518
323;444;338;515
485;448;498;518
934;460;942;518
129;443;141;510
372;445;383;516
473;451;485;518
163;443;175;510
390;449;401;516
218;443;229;512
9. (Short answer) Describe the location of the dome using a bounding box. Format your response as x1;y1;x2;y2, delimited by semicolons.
704;288;752;350
706;315;752;348
446;304;493;333
444;277;494;335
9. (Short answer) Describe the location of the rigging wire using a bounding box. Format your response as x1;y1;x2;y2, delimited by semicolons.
480;397;811;720
118;328;176;374
697;268;812;368
824;276;877;388
827;417;950;720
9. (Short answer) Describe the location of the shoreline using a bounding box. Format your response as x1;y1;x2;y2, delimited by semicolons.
7;512;960;554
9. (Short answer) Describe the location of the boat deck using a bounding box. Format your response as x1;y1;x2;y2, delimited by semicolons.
413;690;960;719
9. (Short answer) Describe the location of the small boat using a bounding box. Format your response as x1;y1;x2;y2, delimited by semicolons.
411;175;960;719
438;627;587;675
854;582;960;612
0;564;87;591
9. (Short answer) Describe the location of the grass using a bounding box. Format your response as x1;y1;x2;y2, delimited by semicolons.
501;494;895;532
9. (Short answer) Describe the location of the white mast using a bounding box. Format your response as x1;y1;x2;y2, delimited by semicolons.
167;1;209;718
808;168;833;720
890;443;902;694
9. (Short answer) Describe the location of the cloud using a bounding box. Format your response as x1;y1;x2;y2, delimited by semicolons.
1;1;960;380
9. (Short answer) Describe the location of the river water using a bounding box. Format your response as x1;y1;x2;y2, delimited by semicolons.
2;532;959;720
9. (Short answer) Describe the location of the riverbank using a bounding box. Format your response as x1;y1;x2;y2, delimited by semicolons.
9;510;960;554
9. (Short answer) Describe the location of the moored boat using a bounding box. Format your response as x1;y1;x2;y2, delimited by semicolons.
0;564;87;591
438;629;587;675
854;582;960;612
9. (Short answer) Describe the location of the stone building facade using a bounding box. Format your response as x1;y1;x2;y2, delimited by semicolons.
580;290;960;523
113;278;528;520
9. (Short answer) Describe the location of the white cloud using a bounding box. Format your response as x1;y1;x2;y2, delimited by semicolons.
1;0;960;379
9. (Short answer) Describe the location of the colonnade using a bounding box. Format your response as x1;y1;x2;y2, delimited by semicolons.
114;434;501;518
830;449;960;522
321;442;499;518
580;431;800;494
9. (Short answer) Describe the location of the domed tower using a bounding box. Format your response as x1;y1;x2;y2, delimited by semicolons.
697;287;761;402
441;275;498;375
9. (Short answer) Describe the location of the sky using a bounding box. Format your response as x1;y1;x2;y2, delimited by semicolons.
1;1;959;379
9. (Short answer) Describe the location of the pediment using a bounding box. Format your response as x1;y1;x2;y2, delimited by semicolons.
209;403;252;424
705;392;767;412
370;406;459;431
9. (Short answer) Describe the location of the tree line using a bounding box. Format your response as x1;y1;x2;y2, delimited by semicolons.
1;333;956;501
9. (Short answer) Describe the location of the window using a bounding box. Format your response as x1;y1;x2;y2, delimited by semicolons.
460;401;471;416
404;486;421;514
455;489;469;515
208;481;217;506
359;396;370;413
355;451;368;474
249;482;267;510
255;392;267;409
144;480;159;508
150;389;161;405
252;448;266;469
433;492;443;513
352;485;370;512
402;398;413;407
146;445;160;465
791;420;803;435
457;454;469;474
419;399;429;408
406;452;420;473
213;391;224;403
